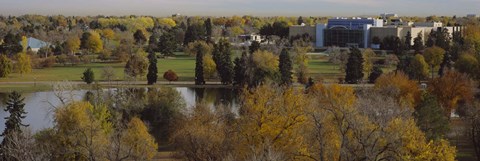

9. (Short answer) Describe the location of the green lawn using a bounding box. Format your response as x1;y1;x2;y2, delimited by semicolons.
0;53;394;83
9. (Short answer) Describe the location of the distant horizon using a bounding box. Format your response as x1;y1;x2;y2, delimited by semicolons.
0;0;478;17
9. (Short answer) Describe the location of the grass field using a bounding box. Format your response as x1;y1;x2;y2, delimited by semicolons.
0;53;395;84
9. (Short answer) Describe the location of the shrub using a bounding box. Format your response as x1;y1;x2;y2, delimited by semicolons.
81;68;95;84
163;70;178;82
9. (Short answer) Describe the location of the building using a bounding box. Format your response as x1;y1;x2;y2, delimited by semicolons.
25;37;49;52
467;14;478;18
316;17;383;48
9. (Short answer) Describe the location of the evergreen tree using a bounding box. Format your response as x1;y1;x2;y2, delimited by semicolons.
345;47;364;84
213;39;233;85
158;30;176;57
133;29;147;45
184;22;206;45
426;29;436;47
0;32;22;55
233;51;248;86
413;32;425;53
249;41;261;54
1;91;28;161
435;28;451;51
147;52;158;85
146;34;159;53
438;52;453;76
368;66;383;83
204;18;213;43
414;92;450;140
404;31;412;50
195;45;205;85
297;16;304;25
279;48;293;86
81;68;94;84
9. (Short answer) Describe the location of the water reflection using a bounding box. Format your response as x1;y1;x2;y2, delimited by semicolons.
0;87;239;132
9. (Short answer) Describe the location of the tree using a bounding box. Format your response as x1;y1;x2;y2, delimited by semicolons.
428;70;474;116
133;29;147;45
375;72;421;108
423;46;445;78
186;41;213;85
121;117;158;160
81;31;103;54
250;50;279;85
233;51;248;86
212;39;234;85
203;54;217;79
163;70;178;82
414;92;450;140
124;51;148;79
0;91;28;161
81;68;94;84
293;39;312;84
279;48;293;85
101;66;115;82
405;31;412;50
65;36;81;54
0;32;22;55
146;34;159;53
455;53;479;79
362;48;375;77
146;52;158;85
158;29;176;57
0;55;13;78
407;54;429;81
368;66;383;83
205;18;213;42
249;41;261;54
15;52;32;74
184;22;206;45
413;32;425;53
345;47;364;84
435;28;451;51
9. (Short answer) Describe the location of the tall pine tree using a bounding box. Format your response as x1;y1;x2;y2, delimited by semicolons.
195;44;205;85
405;31;412;50
1;91;28;160
413;32;425;53
213;39;234;85
345;47;364;84
233;51;248;86
147;52;158;85
279;48;293;86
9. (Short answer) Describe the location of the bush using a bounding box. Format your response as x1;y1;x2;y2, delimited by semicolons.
81;68;95;84
163;70;178;82
42;56;56;68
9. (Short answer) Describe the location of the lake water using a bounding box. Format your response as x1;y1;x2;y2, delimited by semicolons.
0;87;239;133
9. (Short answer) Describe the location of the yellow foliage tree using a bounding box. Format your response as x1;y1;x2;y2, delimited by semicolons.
374;72;421;108
158;18;177;28
238;85;310;160
203;54;216;79
362;48;375;76
122;117;158;160
65;36;81;54
86;31;104;53
15;52;32;74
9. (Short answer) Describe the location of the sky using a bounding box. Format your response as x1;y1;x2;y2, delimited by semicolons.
0;0;479;17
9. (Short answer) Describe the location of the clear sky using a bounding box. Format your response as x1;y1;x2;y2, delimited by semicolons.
0;0;478;17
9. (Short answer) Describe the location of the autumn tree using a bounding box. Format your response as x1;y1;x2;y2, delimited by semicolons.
124;51;148;79
146;52;158;85
0;55;12;78
375;72;421;108
15;52;32;74
408;54;429;81
80;31;103;54
345;47;364;84
293;39;312;84
250;50;279;85
362;48;375;77
163;70;178;82
423;46;445;78
237;85;310;160
203;54;217;79
120;117;158;160
65;36;81;54
455;53;479;79
101;66;115;82
428;70;475;116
